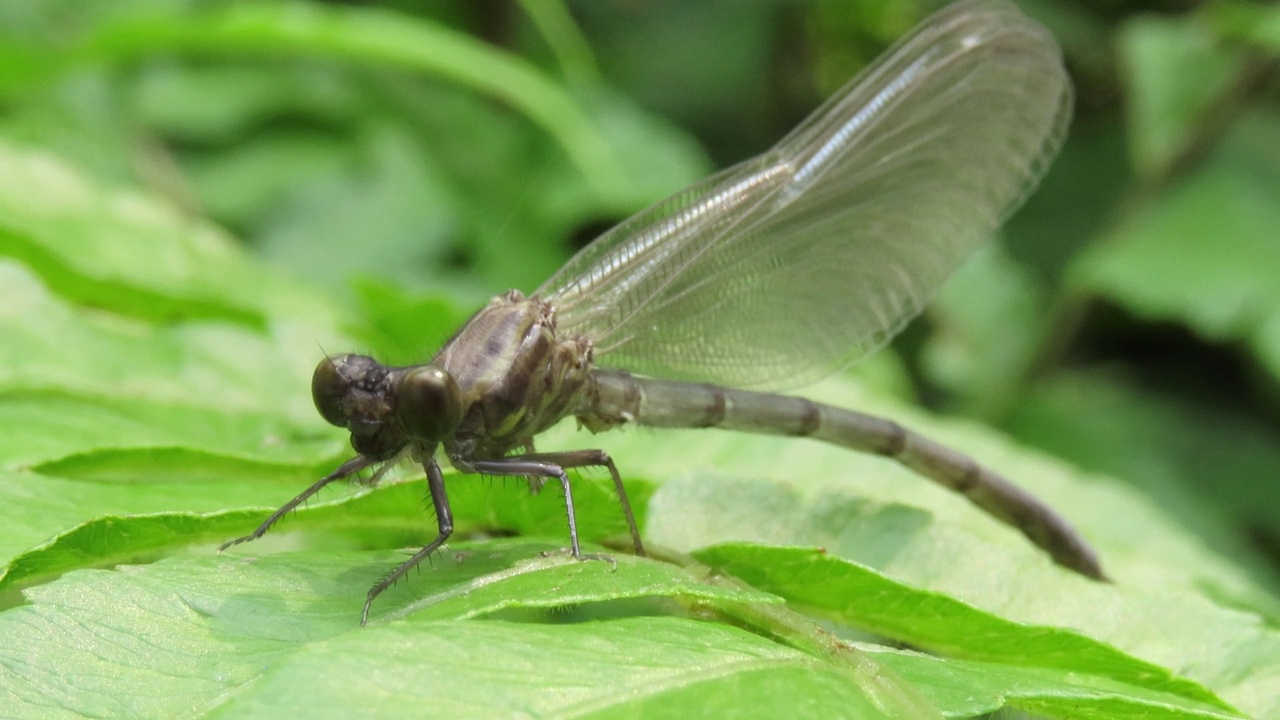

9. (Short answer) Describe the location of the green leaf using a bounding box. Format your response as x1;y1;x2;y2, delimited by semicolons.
133;56;710;297
213;619;901;719
1006;371;1280;606
517;0;600;85
250;117;466;293
1118;14;1247;180
1;547;932;719
0;257;329;423
642;470;1278;716
131;63;361;144
697;544;1232;710
71;2;630;198
1214;1;1280;51
1070;111;1280;381
0;144;300;327
865;647;1246;720
0;389;326;468
8;3;712;297
0;458;660;596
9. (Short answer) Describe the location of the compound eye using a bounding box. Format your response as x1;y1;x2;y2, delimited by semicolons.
312;355;355;427
392;365;463;442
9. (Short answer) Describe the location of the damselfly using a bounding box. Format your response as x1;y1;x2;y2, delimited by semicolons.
222;0;1105;624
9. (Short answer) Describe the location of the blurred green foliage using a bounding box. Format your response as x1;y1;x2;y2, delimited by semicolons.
1;0;1279;717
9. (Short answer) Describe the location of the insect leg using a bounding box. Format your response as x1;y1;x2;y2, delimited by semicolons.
363;457;453;625
473;449;644;559
219;455;374;551
509;449;644;558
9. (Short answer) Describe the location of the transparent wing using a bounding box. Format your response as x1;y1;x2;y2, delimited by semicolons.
539;0;1070;390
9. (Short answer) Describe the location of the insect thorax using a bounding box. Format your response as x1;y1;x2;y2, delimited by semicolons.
437;291;593;460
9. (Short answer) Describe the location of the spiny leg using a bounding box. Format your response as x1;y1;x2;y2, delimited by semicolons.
514;450;644;558
469;457;587;558
472;449;645;558
522;441;546;494
363;457;453;625
219;455;374;551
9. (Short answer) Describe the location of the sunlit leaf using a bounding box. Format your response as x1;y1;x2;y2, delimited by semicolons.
1118;14;1247;179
